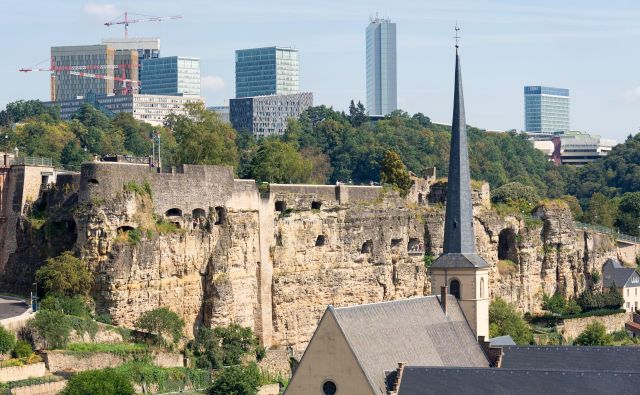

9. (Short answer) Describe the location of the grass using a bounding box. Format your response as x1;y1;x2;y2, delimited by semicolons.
0;354;42;368
123;180;152;197
64;342;148;356
0;375;64;390
497;259;518;276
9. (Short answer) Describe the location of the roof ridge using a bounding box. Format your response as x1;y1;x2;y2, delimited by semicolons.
331;295;438;311
404;366;640;374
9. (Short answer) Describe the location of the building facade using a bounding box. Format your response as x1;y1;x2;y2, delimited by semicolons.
524;86;570;133
140;56;201;96
235;47;299;98
229;92;312;137
602;259;640;312
101;37;160;61
366;17;397;116
532;131;616;166
207;106;230;123
50;45;139;101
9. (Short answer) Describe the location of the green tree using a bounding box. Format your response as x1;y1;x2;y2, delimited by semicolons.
380;150;414;197
489;297;533;345
135;307;184;344
560;195;583;221
12;340;33;358
348;100;367;127
62;369;134;395
492;182;541;207
585;192;618;228
214;324;260;366
190;327;224;369
29;309;72;349
249;139;312;183
1;100;59;125
40;296;91;318
209;363;260;395
35;252;93;297
165;102;238;168
0;326;16;354
542;293;566;315
616;192;640;236
61;140;90;168
574;322;612;346
112;113;155;157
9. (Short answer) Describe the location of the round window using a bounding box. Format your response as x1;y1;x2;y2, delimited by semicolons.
322;380;337;395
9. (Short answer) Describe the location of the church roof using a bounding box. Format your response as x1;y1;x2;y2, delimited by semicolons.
329;295;489;394
396;366;640;394
602;259;640;288
501;346;640;372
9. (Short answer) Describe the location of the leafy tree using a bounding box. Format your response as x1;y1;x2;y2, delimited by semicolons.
190;328;224;369
616;192;640;236
492;182;541;207
348;100;367;127
560;195;583;221
577;285;624;311
40;296;91;318
300;147;332;184
584;192;618;228
135;307;184;344
574;322;612;346
112;113;155;156
209;363;260;395
0;326;16;354
412;112;431;128
542;293;566;315
35;252;93;297
249;139;312;183
61;140;90;168
380;150;414;196
62;369;134;395
29;309;72;349
489;297;533;345
1;100;59;125
165;102;238;167
214;324;260;366
12;340;33;358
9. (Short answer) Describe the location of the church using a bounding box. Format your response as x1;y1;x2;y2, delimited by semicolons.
285;40;640;395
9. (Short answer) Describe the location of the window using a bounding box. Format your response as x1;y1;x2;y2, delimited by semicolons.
450;279;461;299
322;381;337;395
480;278;485;298
88;178;99;185
192;208;206;218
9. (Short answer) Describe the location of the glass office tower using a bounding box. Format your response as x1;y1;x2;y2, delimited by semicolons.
366;17;397;116
524;86;570;133
140;56;201;96
235;47;299;98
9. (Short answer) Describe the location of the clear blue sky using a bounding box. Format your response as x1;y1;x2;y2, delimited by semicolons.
1;0;639;141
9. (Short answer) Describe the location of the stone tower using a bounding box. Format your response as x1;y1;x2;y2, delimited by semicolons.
430;43;489;339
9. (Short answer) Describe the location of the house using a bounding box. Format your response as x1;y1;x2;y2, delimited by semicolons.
602;259;640;312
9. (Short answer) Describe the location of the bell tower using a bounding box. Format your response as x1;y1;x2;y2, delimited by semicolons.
430;31;489;339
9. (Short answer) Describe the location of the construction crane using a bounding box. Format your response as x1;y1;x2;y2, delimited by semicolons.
104;12;182;39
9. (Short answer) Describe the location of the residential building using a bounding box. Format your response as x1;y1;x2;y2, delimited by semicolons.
366;17;397;116
140;56;201;96
524;86;570;133
532;131;616;166
603;259;640;312
229;92;312;137
235;47;299;98
50;45;139;101
43;94;203;126
207;106;230;123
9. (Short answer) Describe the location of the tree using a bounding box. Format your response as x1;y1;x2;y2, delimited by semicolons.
12;340;33;358
542;293;566;315
584;192;618;228
489;298;533;345
165;102;238;168
190;328;224;369
61;140;90;168
214;324;260;366
209;363;260;395
28;309;72;349
492;182;541;207
62;369;134;395
135;307;184;343
616;192;640;236
412;112;431;128
40;296;91;318
348;100;367;127
0;326;16;354
574;322;612;346
2;100;59;125
35;252;93;297
249;139;312;183
560;195;583;221
380;150;414;197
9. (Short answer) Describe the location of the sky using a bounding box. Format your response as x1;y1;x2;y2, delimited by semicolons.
1;0;639;141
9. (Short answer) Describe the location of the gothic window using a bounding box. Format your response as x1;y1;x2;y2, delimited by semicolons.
450;279;461;299
480;277;485;298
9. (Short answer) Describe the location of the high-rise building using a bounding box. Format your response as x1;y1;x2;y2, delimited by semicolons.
235;47;299;98
366;17;397;116
101;37;160;61
140;56;201;96
50;45;139;101
524;86;570;133
230;92;312;137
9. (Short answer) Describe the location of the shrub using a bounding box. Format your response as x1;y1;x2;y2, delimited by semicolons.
577;285;624;311
12;340;33;359
489;297;533;345
574;322;612;346
0;327;16;354
209;363;260;395
96;313;113;325
135;307;184;344
492;182;540;208
215;324;260;366
127;228;142;246
40;296;91;318
29;310;71;349
591;271;601;284
62;369;134;395
35;252;93;297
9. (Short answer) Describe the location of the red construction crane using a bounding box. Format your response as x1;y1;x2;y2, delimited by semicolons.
104;12;182;39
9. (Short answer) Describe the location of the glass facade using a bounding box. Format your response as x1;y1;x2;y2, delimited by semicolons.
235;47;299;98
366;18;397;116
140;56;201;96
524;86;570;133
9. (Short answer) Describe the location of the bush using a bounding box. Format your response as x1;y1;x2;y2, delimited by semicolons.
96;313;113;325
40;296;91;318
135;307;184;344
577;285;624;312
29;310;71;349
492;182;540;208
189;324;261;370
62;369;134;395
591;270;601;284
35;252;93;297
0;327;16;354
574;322;612;346
489;297;533;345
541;293;582;316
209;363;260;395
12;340;33;359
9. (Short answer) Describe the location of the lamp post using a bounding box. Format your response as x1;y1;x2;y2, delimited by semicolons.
31;282;38;312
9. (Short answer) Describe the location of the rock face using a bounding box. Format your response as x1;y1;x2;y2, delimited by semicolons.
1;162;625;354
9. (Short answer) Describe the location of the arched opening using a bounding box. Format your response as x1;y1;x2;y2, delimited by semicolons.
275;201;286;212
450;279;461;299
480;277;485;299
322;381;337;395
408;238;422;254
117;225;134;233
165;208;182;217
311;201;322;210
88;178;99;185
498;228;519;263
391;238;402;248
192;208;206;218
215;206;226;225
315;235;326;247
361;240;373;254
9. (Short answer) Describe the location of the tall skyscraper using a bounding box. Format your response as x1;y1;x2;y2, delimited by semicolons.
235;47;299;98
524;86;570;133
366;17;397;116
141;56;201;96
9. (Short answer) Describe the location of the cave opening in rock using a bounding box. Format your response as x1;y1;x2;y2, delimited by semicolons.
192;208;206;218
165;208;182;217
408;238;422;254
275;201;286;212
391;238;402;248
361;240;373;254
498;228;519;263
88;178;99;185
315;235;326;247
215;206;226;225
311;201;322;210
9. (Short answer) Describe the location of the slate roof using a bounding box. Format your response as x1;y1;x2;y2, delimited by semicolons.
396;366;640;395
602;259;640;288
501;346;640;372
330;295;489;394
489;335;516;346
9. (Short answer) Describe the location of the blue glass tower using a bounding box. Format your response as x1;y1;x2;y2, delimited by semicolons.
366;17;397;116
524;86;570;133
140;56;200;96
235;47;299;98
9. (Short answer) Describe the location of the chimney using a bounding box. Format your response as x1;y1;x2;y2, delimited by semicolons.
388;362;406;395
440;286;448;314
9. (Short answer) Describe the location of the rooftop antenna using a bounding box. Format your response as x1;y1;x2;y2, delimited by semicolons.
454;23;461;49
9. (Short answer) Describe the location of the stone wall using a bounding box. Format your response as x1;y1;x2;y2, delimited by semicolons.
0;363;46;383
258;349;291;378
10;380;66;395
43;351;183;374
560;312;631;340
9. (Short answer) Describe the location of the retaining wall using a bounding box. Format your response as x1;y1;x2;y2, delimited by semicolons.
10;380;66;395
560;312;631;340
0;363;46;383
43;351;183;374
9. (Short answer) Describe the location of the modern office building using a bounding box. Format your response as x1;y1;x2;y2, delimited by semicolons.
235;47;299;98
101;37;160;61
50;45;139;101
524;86;570;133
366;17;397;116
230;92;312;137
532;131;615;166
43;94;203;126
207;106;230;123
140;56;201;96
